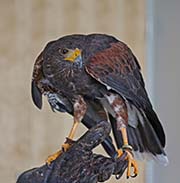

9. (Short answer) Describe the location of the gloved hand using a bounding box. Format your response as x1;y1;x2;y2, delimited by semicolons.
16;121;128;183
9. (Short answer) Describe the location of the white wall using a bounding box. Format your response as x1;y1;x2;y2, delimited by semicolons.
149;0;180;182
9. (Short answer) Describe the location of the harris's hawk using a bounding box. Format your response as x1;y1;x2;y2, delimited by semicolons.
31;34;168;178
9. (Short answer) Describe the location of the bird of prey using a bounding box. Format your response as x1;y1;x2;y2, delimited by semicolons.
31;34;168;178
31;52;117;159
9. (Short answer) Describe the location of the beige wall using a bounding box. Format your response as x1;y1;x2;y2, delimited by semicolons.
0;0;146;183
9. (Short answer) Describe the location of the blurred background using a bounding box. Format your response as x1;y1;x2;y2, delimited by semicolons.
0;0;179;183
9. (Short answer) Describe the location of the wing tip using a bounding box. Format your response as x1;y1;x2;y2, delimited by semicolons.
31;80;42;109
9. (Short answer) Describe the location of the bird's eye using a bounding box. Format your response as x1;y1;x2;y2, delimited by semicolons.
60;48;69;55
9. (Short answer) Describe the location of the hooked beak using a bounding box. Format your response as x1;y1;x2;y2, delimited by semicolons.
64;48;82;63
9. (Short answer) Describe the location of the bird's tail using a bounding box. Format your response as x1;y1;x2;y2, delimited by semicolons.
109;103;168;165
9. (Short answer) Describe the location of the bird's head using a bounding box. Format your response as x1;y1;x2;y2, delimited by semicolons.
59;47;83;67
43;35;86;70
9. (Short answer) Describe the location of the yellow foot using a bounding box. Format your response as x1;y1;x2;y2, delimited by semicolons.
46;142;72;165
46;150;62;165
62;142;71;152
117;147;138;178
46;139;74;165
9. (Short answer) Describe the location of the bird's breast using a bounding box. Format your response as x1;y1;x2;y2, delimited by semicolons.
43;60;104;99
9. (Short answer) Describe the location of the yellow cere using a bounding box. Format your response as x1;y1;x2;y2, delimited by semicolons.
64;48;81;62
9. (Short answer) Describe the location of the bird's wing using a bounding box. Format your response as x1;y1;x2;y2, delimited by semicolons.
86;41;149;109
85;41;166;148
31;51;60;110
31;52;44;109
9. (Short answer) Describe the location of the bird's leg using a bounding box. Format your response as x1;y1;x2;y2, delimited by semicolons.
105;93;138;178
61;120;79;151
117;124;138;178
46;96;87;165
46;150;63;165
62;96;87;150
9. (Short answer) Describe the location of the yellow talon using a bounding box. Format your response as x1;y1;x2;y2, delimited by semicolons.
46;150;62;165
117;149;123;158
62;142;71;152
46;142;72;165
117;149;138;178
125;151;138;178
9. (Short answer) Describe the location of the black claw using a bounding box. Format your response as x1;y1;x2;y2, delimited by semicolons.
131;173;138;178
62;147;66;152
65;137;75;145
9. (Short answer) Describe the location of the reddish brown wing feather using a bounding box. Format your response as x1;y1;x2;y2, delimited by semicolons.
86;42;151;109
86;41;166;148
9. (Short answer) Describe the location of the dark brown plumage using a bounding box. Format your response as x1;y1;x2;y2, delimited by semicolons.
31;34;168;178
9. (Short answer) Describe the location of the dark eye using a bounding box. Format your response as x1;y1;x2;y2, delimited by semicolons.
60;48;69;55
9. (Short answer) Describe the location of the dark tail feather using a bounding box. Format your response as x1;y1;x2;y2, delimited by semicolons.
145;108;166;148
109;110;168;165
